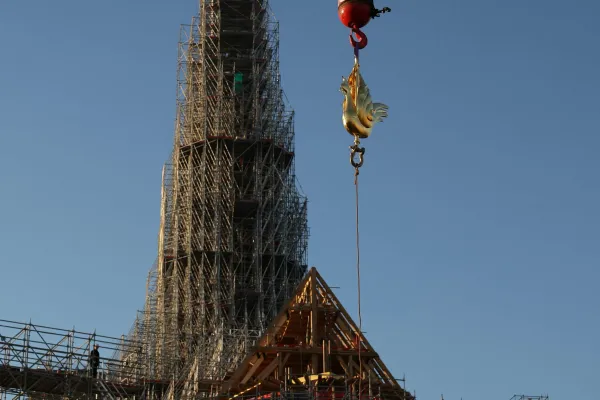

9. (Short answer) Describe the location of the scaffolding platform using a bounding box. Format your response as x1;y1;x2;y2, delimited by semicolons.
0;319;153;399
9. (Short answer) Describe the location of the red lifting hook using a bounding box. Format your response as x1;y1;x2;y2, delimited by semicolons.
349;26;368;50
338;0;391;51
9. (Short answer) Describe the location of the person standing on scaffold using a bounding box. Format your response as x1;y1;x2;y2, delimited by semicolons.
89;344;100;378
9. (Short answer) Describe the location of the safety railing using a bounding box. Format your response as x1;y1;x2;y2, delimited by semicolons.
0;319;146;387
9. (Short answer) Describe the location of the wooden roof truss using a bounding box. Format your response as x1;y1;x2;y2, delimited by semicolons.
224;268;412;400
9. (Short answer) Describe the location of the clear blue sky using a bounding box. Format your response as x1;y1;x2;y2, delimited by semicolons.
1;1;598;399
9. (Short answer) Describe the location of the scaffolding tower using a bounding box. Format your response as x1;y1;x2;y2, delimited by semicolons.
132;0;309;391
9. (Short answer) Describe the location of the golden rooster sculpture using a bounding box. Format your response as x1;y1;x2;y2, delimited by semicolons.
340;61;389;139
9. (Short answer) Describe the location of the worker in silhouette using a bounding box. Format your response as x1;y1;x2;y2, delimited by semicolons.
89;344;100;378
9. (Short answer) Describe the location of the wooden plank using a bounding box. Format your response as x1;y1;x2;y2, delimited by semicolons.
255;356;279;381
310;268;319;374
336;355;349;375
254;346;378;358
241;355;264;384
257;353;290;381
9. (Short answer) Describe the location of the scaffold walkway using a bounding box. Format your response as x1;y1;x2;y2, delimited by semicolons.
0;319;162;400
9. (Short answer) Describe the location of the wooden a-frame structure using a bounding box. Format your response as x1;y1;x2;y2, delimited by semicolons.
223;267;412;400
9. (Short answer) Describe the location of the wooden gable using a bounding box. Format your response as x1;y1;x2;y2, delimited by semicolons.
223;268;412;400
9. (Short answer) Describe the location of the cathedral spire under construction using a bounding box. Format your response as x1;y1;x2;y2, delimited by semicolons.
146;0;309;384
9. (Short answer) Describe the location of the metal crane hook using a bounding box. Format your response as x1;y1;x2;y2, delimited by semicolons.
349;26;368;50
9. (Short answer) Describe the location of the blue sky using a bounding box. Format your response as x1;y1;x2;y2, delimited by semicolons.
1;1;599;399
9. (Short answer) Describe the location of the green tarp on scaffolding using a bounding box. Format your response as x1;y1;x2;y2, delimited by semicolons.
234;72;243;93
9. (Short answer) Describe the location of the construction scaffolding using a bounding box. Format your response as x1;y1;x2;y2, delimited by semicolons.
128;0;309;394
0;319;151;400
0;268;414;400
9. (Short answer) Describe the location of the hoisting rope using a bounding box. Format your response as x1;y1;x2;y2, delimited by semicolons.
349;39;366;399
350;134;364;397
342;7;391;397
